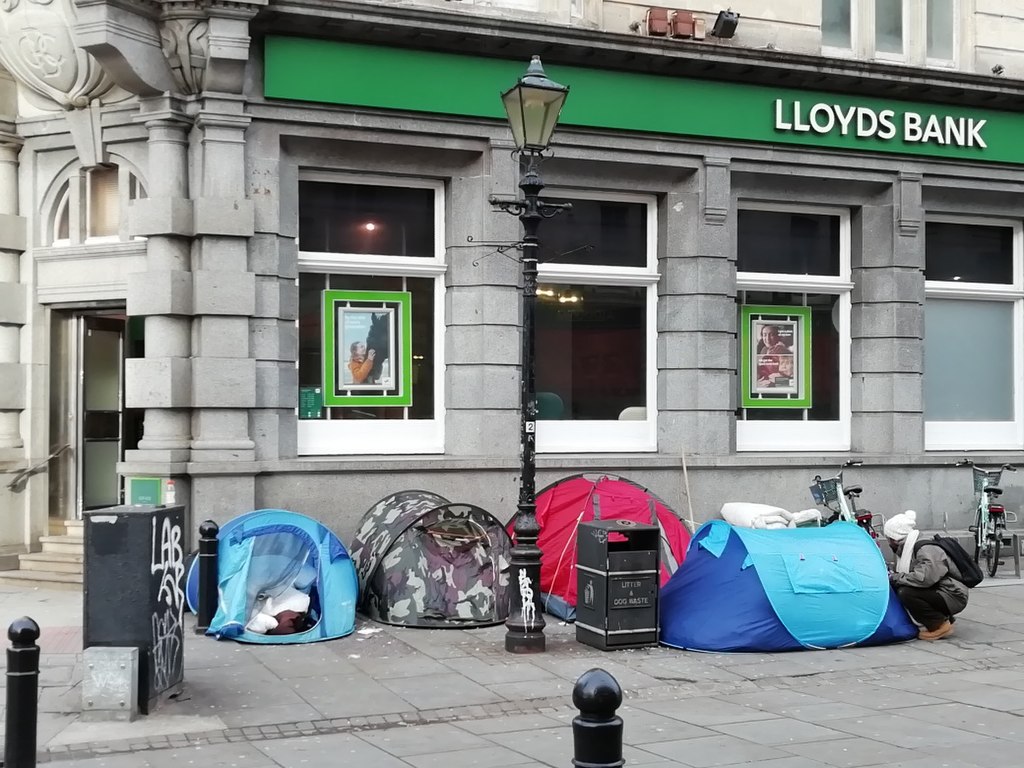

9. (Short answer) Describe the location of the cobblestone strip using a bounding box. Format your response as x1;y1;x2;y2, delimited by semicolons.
38;650;1024;764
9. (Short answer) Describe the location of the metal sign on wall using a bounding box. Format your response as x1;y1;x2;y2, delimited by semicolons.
264;36;1024;165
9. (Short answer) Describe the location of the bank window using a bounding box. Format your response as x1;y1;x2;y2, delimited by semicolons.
535;192;658;453
737;205;852;452
822;0;852;50
875;0;905;57
296;175;445;455
924;218;1023;451
53;165;145;246
926;0;955;63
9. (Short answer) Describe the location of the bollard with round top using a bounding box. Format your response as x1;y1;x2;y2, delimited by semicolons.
571;668;624;768
6;617;41;768
196;519;220;634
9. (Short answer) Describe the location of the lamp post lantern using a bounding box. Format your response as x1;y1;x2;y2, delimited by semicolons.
490;56;570;654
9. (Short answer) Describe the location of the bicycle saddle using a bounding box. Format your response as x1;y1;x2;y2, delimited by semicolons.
844;485;863;496
985;486;1003;496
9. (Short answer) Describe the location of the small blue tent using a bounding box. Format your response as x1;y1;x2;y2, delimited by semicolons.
200;509;357;644
660;521;917;652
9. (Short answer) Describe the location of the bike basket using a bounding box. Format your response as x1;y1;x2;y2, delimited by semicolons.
973;468;1003;496
811;479;842;512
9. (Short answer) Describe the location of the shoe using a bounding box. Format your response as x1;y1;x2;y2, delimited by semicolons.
918;620;954;641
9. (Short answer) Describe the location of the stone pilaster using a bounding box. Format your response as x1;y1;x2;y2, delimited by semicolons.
850;174;925;454
0;138;26;456
658;156;735;456
124;100;194;466
446;142;521;457
249;141;298;462
190;101;256;462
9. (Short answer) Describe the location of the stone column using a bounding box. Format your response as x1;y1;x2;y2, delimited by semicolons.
0;137;25;455
125;100;194;467
190;101;255;458
658;156;735;456
850;174;925;454
189;98;256;515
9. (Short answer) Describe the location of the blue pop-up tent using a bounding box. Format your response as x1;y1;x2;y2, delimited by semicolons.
660;521;917;652
199;509;357;644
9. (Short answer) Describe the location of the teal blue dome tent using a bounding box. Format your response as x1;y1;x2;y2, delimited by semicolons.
660;521;917;652
191;509;357;644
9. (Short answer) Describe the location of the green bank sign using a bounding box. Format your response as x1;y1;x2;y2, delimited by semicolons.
265;36;1024;165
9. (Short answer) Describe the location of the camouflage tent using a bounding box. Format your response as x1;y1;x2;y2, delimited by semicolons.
349;490;512;628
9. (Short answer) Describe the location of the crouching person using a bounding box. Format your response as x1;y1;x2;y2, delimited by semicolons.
884;511;968;641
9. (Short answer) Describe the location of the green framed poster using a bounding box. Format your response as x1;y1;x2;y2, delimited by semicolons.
740;305;813;409
322;290;413;407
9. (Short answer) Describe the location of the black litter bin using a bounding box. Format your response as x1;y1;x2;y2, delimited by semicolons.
575;518;660;651
83;504;187;714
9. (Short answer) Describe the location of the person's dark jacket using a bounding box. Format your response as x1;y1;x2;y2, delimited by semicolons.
891;543;969;615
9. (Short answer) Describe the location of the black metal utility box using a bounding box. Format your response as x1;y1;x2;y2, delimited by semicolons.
83;504;187;714
575;518;660;650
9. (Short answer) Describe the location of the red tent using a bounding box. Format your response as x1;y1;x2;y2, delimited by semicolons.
509;474;691;619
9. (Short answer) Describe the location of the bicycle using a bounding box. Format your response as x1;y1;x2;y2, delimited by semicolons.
956;459;1018;577
809;460;885;538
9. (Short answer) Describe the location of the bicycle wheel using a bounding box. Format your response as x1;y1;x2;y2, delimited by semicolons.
988;532;1002;578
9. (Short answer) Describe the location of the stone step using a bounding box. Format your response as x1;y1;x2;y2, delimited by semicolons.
0;569;82;589
19;552;83;574
63;519;84;539
39;535;85;556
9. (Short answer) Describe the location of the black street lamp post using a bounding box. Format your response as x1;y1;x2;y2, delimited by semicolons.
490;56;570;654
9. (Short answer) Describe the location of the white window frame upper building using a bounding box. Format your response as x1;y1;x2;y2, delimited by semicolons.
296;172;446;456
536;189;659;453
736;202;853;452
924;215;1024;451
820;0;958;68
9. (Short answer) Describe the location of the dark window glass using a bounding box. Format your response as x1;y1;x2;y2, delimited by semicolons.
298;181;435;257
739;291;840;422
536;284;646;420
298;272;435;421
738;210;840;276
925;222;1014;284
538;199;647;268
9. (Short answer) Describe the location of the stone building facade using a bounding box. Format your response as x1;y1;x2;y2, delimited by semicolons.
3;0;1024;581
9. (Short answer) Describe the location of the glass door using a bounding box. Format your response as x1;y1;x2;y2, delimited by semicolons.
78;316;124;514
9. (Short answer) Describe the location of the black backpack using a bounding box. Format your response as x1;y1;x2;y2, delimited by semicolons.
913;535;984;588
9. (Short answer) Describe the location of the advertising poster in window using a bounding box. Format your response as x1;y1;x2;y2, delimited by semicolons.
740;305;812;409
322;290;412;407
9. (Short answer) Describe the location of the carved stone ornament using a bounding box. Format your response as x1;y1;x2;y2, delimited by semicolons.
0;0;115;109
160;15;209;94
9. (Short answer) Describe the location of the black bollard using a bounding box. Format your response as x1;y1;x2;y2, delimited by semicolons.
5;617;41;768
196;520;220;634
571;668;623;768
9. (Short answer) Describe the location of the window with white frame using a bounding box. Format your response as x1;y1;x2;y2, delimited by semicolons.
926;0;955;63
924;218;1023;450
533;192;658;453
736;205;852;451
874;0;906;58
53;165;145;245
823;1;956;66
296;176;445;455
822;0;853;51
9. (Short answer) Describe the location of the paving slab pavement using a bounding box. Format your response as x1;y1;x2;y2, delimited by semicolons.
4;579;1024;766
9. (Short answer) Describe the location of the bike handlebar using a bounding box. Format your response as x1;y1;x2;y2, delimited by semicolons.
956;458;1018;472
